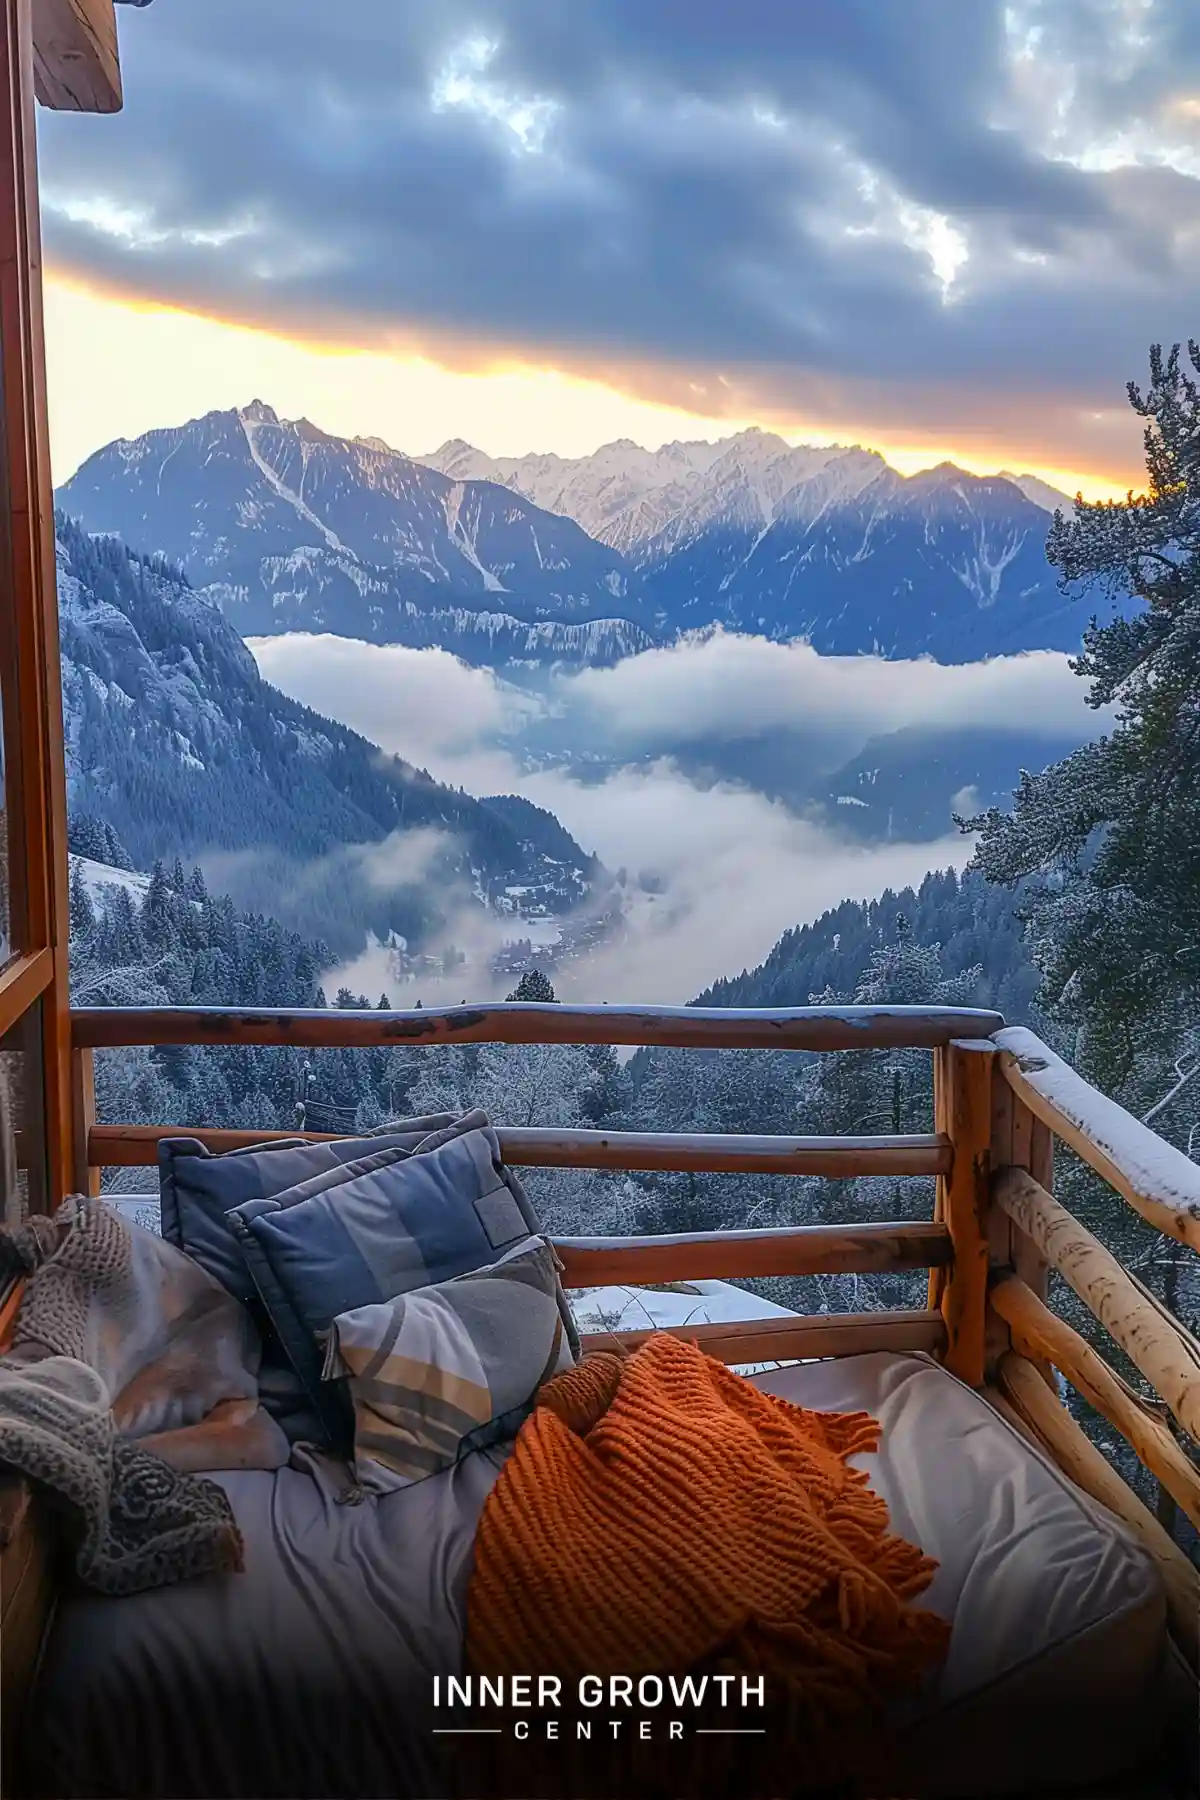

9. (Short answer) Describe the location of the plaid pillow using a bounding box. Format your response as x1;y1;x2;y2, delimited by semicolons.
324;1237;575;1491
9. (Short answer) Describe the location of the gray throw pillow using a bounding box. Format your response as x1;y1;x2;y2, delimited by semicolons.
325;1236;575;1491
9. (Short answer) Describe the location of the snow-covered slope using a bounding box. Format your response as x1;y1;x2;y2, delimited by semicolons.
569;1278;799;1374
56;514;608;954
69;854;150;904
998;471;1074;513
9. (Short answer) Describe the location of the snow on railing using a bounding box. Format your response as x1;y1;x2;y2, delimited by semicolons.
994;1027;1200;1252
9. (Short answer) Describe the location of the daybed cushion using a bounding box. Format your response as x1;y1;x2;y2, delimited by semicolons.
328;1237;575;1492
227;1121;578;1445
25;1351;1181;1800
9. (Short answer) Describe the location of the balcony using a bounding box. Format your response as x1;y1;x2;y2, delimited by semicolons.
59;994;1200;1668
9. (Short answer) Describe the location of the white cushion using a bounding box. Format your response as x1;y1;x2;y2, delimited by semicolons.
749;1351;1176;1794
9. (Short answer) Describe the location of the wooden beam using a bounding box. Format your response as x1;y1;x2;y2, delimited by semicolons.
927;1043;950;1310
88;1121;952;1179
554;1221;951;1288
996;1351;1200;1671
983;1056;1015;1374
995;1026;1200;1253
990;1276;1200;1529
995;1166;1200;1441
988;1070;1051;1295
0;947;50;1040
579;1308;945;1366
1022;1115;1054;1296
937;1041;994;1387
995;1086;1056;1389
70;1044;99;1197
0;0;75;1210
32;0;121;113
71;1002;1006;1053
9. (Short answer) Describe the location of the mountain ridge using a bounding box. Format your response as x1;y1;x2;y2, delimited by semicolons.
57;403;1129;667
58;403;654;663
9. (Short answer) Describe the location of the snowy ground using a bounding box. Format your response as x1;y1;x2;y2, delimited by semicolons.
70;854;151;904
107;1196;165;1234
568;1278;800;1374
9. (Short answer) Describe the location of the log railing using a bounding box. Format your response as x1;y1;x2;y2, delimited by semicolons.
70;1002;1006;1053
68;1001;1200;1664
984;1026;1200;1666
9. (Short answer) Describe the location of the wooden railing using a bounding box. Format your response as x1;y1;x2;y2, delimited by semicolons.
69;1001;1200;1665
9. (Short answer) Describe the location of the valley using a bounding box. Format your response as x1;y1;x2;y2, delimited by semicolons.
52;402;1122;1011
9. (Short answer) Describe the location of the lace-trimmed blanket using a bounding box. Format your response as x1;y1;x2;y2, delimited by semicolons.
0;1195;282;1594
0;1355;242;1594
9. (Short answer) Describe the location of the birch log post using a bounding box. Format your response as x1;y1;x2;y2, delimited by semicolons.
995;1167;1200;1441
991;1276;1200;1528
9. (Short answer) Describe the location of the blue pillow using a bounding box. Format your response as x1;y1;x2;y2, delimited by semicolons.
158;1119;457;1442
228;1120;579;1448
158;1119;458;1302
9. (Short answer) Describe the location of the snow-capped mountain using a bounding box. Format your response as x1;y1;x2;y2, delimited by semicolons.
422;427;834;557
55;403;653;664
427;432;1123;658
55;513;608;956
998;471;1074;514
58;407;1130;665
639;462;1098;658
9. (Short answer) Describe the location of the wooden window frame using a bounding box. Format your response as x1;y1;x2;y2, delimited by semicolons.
0;0;80;1205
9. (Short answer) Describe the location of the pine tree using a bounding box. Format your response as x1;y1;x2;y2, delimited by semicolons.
143;860;173;952
68;861;95;936
963;340;1200;1372
507;968;557;1003
967;340;1200;1099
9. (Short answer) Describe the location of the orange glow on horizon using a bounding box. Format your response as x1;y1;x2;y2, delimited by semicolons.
43;268;1139;503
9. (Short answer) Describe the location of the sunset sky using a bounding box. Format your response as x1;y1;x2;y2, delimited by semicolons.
37;0;1200;497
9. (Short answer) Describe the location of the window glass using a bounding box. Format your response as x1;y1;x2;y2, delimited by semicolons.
0;684;9;965
0;1001;47;1223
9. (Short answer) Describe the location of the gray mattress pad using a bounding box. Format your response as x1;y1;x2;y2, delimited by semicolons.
22;1351;1186;1799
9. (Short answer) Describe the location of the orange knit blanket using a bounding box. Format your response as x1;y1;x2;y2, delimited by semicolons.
462;1336;951;1799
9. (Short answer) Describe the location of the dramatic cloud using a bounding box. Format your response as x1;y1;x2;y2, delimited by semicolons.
251;629;1107;784
36;0;1200;471
251;631;1105;1003
564;632;1108;755
521;770;972;1005
337;763;974;1008
248;634;535;792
